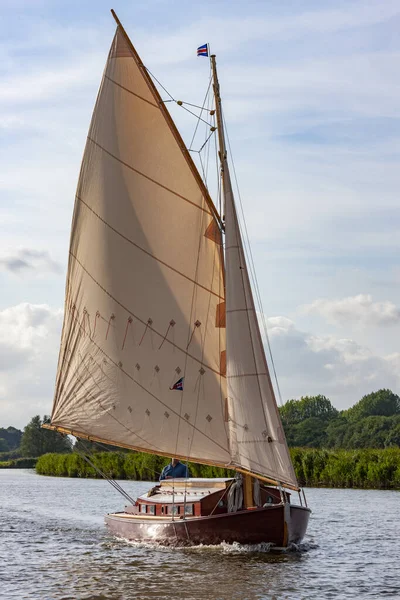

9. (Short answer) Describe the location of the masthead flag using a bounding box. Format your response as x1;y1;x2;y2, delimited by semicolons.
170;377;184;391
197;44;209;57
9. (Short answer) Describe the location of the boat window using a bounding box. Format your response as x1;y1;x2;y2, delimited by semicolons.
169;505;179;515
140;504;147;513
184;504;193;515
148;504;155;515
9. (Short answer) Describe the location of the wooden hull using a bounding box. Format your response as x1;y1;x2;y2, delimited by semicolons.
105;504;311;547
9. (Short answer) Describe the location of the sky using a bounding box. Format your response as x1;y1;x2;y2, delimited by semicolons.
1;0;400;429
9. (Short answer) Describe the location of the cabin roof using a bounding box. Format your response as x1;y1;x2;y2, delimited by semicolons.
137;477;233;503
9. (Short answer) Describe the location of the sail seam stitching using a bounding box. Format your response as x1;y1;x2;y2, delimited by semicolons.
69;251;226;378
64;348;165;451
104;74;159;108
65;307;230;455
227;373;268;378
76;195;224;300
87;137;213;217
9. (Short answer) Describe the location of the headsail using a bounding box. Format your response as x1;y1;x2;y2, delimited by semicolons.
224;169;297;488
51;26;230;466
209;54;298;489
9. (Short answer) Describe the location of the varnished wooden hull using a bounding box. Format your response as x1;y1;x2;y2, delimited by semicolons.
105;504;310;547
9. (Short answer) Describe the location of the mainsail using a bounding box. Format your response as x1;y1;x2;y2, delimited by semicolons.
49;22;298;489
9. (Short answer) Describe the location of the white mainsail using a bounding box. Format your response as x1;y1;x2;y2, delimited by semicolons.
50;24;297;489
52;27;229;466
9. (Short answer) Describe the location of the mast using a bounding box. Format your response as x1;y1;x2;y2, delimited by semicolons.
210;54;228;220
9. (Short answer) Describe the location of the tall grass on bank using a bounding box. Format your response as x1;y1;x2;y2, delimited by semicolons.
291;448;400;488
36;451;233;481
35;448;400;489
0;457;37;469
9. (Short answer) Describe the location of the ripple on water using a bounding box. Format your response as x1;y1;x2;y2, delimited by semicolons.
1;471;399;600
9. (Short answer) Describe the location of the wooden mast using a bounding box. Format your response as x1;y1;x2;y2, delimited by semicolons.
210;54;228;220
211;53;253;507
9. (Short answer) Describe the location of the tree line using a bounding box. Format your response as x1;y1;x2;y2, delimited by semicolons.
279;389;400;449
1;389;399;489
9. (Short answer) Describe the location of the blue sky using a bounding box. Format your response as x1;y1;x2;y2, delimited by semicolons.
1;0;400;428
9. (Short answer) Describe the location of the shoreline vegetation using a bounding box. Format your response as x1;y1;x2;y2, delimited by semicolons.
2;390;399;489
32;447;400;490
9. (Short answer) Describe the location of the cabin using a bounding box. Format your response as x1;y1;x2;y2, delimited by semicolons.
125;478;289;518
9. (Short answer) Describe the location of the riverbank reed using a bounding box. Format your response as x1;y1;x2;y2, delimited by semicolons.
36;451;232;481
0;457;37;469
35;448;400;489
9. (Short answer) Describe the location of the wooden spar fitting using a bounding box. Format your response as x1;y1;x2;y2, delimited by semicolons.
243;473;254;508
235;468;300;492
42;423;300;491
210;55;227;165
110;9;223;231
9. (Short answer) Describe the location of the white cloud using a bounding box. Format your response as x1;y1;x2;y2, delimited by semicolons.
0;303;62;428
302;294;400;326
264;316;400;409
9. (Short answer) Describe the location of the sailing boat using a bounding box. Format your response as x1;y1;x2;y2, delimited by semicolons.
44;10;311;547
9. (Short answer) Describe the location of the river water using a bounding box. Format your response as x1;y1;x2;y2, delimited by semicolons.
0;469;399;599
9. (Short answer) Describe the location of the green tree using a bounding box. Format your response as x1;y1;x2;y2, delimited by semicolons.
325;416;349;448
0;427;22;450
280;395;338;427
20;415;71;457
0;438;9;452
280;395;338;447
289;417;328;448
342;415;393;449
344;389;400;421
385;419;400;447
